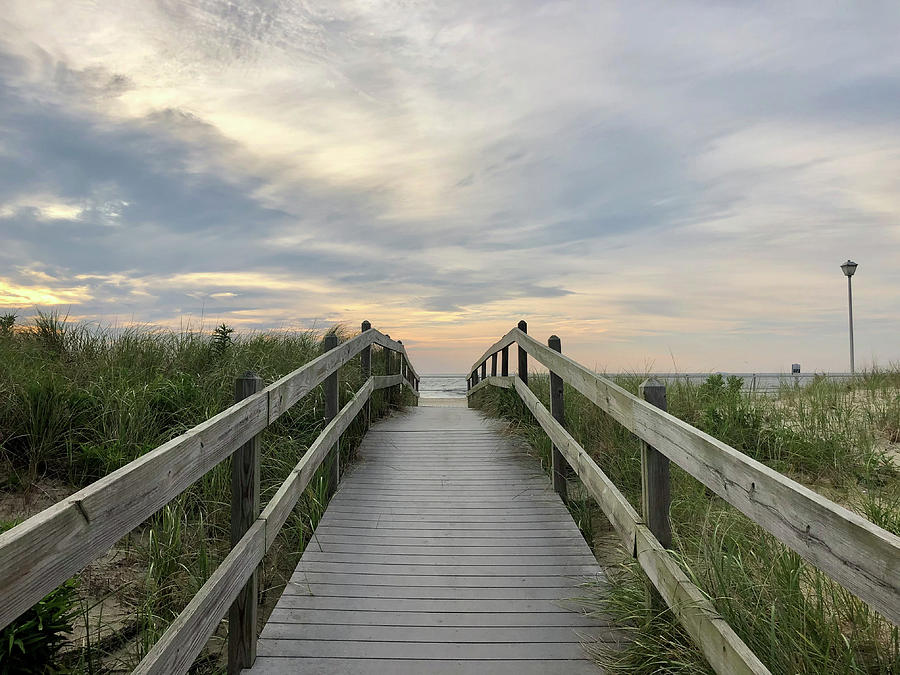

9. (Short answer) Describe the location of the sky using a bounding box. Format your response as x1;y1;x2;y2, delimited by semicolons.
1;1;898;374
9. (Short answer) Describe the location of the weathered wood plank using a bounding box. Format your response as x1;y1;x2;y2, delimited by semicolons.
634;525;769;674
248;657;603;675
134;521;266;675
513;327;900;626
249;406;612;674
260;378;373;549
0;390;268;631
466;375;514;396
469;329;517;376
513;378;639;550
512;376;770;674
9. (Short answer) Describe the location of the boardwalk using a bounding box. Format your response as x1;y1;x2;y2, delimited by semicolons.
247;406;615;674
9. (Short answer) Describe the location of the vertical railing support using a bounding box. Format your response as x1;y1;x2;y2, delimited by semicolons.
360;321;371;430
548;336;567;502
491;353;498;377
396;341;404;404
517;320;528;385
324;334;340;494
229;372;262;674
501;345;509;377
481;360;487;380
639;378;672;549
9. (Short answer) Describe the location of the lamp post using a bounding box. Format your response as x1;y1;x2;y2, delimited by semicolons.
840;260;858;374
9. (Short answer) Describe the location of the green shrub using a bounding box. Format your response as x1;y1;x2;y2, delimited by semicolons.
0;524;78;674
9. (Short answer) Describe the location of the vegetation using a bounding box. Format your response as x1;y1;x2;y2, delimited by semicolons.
471;370;900;674
0;311;404;672
0;521;78;675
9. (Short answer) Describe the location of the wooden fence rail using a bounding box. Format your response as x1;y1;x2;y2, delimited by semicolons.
467;321;900;675
0;322;419;675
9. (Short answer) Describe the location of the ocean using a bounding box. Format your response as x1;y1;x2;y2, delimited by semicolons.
418;375;468;398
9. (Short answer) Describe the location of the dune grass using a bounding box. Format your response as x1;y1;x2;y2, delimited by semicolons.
0;312;406;672
471;370;900;674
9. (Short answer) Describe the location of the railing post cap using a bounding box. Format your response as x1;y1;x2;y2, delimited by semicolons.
517;320;527;331
324;333;339;347
548;334;561;346
237;371;262;382
361;320;371;330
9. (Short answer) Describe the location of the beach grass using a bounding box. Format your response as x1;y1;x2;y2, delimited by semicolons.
471;370;900;674
0;311;403;671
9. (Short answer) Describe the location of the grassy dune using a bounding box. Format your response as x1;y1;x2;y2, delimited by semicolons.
472;371;900;674
0;312;408;672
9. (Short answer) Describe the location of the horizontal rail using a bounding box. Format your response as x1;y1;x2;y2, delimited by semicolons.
468;375;514;396
511;378;768;675
135;377;375;674
469;332;517;375
508;327;900;627
373;374;402;389
0;326;415;632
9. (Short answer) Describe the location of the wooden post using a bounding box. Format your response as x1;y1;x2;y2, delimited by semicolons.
491;353;498;377
360;321;371;429
480;361;487;380
640;378;671;549
396;341;404;404
323;334;340;493
517;320;528;385
472;369;479;385
548;336;567;502
229;372;262;674
501;345;509;377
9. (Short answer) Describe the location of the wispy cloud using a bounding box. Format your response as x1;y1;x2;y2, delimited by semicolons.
1;1;898;372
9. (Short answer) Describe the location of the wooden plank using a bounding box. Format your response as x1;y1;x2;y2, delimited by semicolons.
287;572;594;588
249;406;612;674
514;328;900;626
260;624;608;642
635;525;770;674
469;328;517;376
256;640;597;659
248;657;603;675
514;378;639;551
466;375;514;396
512;377;769;673
373;374;402;389
260;378;373;549
0;389;268;631
134;521;266;675
278;583;589;600
265;609;602;628
137;378;376;674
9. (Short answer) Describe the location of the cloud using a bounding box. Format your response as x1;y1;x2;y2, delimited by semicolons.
0;1;899;371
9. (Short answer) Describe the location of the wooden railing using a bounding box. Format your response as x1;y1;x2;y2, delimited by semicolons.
0;321;419;675
467;321;900;675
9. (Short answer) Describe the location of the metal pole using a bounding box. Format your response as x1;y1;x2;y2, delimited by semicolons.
848;275;855;374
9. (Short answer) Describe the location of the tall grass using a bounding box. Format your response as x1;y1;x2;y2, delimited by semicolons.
472;370;900;674
0;312;405;671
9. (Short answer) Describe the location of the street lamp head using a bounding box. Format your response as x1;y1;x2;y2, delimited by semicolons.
841;260;858;277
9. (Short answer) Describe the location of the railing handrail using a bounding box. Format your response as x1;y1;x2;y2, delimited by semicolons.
0;325;417;640
466;324;900;673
